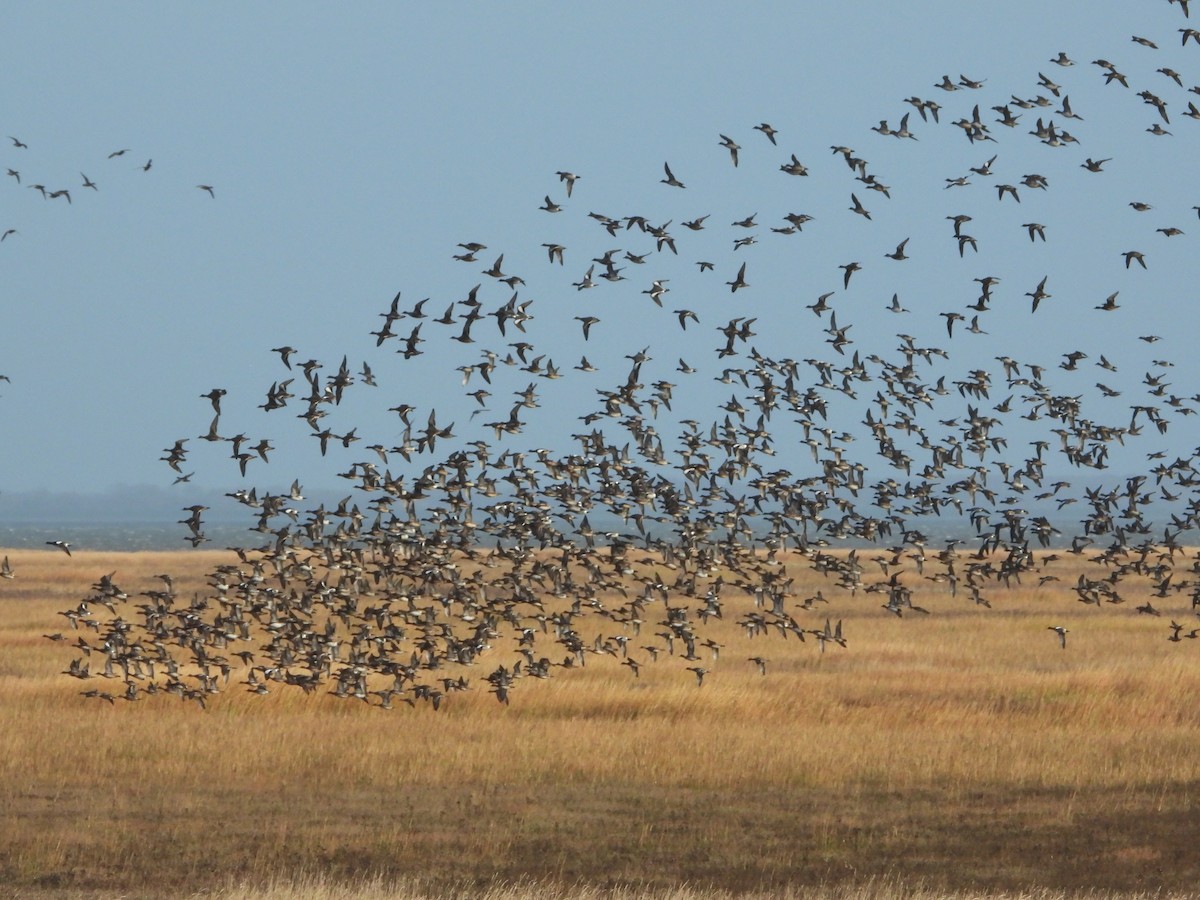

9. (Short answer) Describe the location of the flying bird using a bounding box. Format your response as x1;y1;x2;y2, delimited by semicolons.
718;133;741;166
660;162;685;188
726;262;748;292
556;171;579;196
574;316;600;340
1026;276;1051;312
754;122;778;144
840;262;861;288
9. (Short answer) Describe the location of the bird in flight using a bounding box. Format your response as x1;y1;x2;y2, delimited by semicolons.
574;316;600;340
1026;276;1051;312
726;262;748;292
661;162;685;188
556;171;579;196
719;133;741;166
754;122;778;144
840;261;862;288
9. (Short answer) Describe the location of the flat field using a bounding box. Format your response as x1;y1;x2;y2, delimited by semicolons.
2;545;1199;899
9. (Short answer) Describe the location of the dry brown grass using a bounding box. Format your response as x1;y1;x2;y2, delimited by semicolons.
185;874;1200;900
2;546;1199;899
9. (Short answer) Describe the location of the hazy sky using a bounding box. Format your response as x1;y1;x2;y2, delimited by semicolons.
2;2;1199;505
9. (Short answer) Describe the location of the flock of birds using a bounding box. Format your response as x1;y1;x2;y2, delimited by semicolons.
0;141;212;243
17;0;1200;709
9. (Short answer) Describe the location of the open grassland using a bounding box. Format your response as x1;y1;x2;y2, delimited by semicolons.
2;547;1200;899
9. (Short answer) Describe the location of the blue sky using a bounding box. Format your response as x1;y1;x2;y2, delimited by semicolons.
2;1;1199;510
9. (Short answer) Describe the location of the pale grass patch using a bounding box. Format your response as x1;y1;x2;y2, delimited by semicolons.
201;871;1197;899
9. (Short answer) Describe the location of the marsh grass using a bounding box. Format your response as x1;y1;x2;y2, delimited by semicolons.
195;872;1200;900
2;547;1199;898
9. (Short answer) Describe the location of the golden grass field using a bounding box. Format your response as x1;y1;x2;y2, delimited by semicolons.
2;544;1200;899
